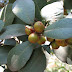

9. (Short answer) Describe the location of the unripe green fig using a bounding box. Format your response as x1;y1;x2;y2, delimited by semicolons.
55;39;67;47
65;38;72;45
51;41;59;49
34;21;45;33
37;36;46;45
25;25;34;35
47;37;54;42
28;33;39;43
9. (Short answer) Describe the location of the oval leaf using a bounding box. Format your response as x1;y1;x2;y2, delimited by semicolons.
0;20;4;31
7;41;39;71
12;0;35;24
3;4;15;26
19;47;46;72
13;16;26;25
0;24;25;39
0;46;13;65
44;18;72;39
0;4;15;26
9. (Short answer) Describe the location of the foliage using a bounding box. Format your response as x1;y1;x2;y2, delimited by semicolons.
0;0;72;72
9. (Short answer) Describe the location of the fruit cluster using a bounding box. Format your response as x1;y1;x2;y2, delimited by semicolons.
25;21;72;48
47;37;72;49
25;21;46;45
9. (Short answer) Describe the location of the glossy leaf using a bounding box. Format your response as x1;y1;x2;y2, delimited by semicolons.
3;4;15;26
13;16;26;25
12;0;35;24
0;20;4;31
33;0;47;20
4;38;16;46
7;41;39;71
0;24;25;39
19;47;46;72
0;46;13;65
44;18;72;39
17;35;28;42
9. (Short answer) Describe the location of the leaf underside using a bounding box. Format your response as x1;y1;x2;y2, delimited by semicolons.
19;47;46;72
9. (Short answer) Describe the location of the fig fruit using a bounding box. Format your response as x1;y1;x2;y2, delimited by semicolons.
34;21;45;33
65;38;72;45
55;39;67;47
28;33;39;43
37;36;46;45
51;41;59;49
25;25;34;35
47;37;54;42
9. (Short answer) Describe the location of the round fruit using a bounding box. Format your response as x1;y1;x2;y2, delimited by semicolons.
37;36;46;45
51;41;59;49
34;21;45;33
65;38;72;45
28;33;39;43
25;25;34;35
55;39;67;47
47;37;54;42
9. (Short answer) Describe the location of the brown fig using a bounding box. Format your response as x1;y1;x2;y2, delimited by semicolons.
25;25;34;35
55;39;67;47
47;37;54;42
51;41;59;49
34;21;45;33
37;36;46;45
65;38;72;45
28;33;39;43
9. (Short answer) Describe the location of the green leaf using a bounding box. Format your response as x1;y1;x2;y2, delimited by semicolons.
44;18;72;39
0;24;25;39
17;35;28;42
12;0;35;24
0;20;4;31
13;16;26;25
19;47;46;72
64;0;72;9
4;38;16;46
0;46;13;65
7;41;39;71
9;0;16;3
33;0;47;20
3;4;15;26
